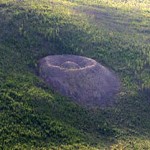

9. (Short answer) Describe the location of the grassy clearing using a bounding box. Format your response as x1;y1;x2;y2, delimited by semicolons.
0;0;150;149
67;0;150;13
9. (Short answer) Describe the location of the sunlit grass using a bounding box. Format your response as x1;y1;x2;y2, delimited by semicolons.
66;0;150;12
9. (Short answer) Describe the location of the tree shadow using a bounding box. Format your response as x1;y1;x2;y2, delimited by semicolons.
0;1;90;72
0;1;117;149
110;89;150;138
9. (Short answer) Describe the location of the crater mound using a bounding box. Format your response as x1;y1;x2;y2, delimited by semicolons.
61;61;80;69
39;55;120;107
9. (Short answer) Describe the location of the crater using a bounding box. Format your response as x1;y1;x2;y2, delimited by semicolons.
45;55;96;70
39;55;120;107
61;61;80;69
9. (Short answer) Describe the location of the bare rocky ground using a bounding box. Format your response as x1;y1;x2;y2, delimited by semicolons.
39;55;120;107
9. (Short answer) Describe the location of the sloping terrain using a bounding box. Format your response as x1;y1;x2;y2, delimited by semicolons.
0;0;150;149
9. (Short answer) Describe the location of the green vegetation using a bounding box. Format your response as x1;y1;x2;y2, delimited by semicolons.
0;0;150;149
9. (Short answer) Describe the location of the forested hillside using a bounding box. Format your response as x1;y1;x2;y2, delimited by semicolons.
0;0;150;149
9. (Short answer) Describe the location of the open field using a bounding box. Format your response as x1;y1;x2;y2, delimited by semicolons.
0;0;150;149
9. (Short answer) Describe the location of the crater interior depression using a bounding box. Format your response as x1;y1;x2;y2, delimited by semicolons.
39;55;120;107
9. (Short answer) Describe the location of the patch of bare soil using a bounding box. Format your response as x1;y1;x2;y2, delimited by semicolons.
39;55;120;107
